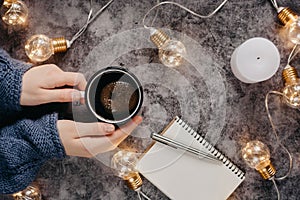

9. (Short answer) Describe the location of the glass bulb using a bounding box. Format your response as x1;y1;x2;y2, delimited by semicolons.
25;34;54;63
111;150;139;179
25;35;68;63
1;0;28;26
12;185;41;200
241;140;270;170
158;39;186;68
241;140;276;180
277;7;300;44
282;80;300;108
111;150;143;190
282;66;300;108
150;29;186;68
286;17;300;44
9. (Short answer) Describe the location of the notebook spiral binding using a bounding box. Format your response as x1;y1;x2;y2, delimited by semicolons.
175;116;245;179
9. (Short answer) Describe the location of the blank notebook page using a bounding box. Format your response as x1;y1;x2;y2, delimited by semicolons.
136;117;245;200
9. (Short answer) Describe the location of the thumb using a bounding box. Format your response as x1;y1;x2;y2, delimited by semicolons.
110;116;143;143
118;116;143;135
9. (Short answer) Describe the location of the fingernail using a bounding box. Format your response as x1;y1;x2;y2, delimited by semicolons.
135;116;143;124
105;124;115;132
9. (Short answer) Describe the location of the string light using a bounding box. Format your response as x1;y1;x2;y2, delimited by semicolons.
253;44;300;200
24;0;114;63
241;140;281;200
111;150;143;191
264;44;300;109
278;7;300;44
111;150;151;200
243;44;299;198
248;89;296;200
150;28;186;68
281;65;300;108
264;90;294;181
12;184;41;200
25;35;69;63
262;47;296;181
1;0;28;26
269;0;300;44
242;140;276;180
142;0;228;67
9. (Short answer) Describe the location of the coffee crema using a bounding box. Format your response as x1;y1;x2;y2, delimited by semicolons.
100;81;139;115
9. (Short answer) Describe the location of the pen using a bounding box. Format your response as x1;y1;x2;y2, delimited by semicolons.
151;133;222;163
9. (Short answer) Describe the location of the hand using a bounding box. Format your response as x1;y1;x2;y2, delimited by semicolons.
57;116;143;157
20;64;86;106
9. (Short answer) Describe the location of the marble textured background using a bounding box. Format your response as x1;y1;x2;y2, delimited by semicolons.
1;0;300;199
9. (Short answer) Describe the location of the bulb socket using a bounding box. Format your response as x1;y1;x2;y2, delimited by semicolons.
124;173;143;191
52;37;68;54
257;163;276;180
277;7;298;25
282;66;300;86
150;29;170;49
12;185;41;200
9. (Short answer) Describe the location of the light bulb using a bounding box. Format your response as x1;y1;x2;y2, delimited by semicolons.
150;29;186;67
111;150;143;191
287;18;300;44
12;185;41;200
1;0;28;26
277;7;300;44
25;34;69;63
282;65;300;108
242;140;276;180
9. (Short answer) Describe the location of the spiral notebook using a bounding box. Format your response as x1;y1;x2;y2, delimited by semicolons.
136;117;245;200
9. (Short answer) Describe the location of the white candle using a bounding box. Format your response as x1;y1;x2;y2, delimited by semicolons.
230;37;280;83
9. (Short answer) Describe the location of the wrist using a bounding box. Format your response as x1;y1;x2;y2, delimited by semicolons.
48;113;66;159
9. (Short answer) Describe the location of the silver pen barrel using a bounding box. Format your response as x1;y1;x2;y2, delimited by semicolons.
151;133;222;163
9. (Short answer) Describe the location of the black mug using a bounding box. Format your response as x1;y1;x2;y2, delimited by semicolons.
85;66;143;126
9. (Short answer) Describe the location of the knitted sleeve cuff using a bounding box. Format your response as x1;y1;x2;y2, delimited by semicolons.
0;113;66;194
38;113;66;159
19;113;66;159
0;49;32;116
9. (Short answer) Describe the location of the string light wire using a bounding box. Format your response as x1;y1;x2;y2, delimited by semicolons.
137;191;142;200
269;0;279;11
287;44;300;66
137;189;151;200
142;0;229;29
151;0;161;27
265;91;293;180
69;0;114;46
262;41;300;199
271;177;281;200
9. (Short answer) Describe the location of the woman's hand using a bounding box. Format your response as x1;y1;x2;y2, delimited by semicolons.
20;64;86;106
57;116;143;157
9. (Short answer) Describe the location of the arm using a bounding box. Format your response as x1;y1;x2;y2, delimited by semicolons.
0;113;65;194
0;114;142;194
0;48;86;121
